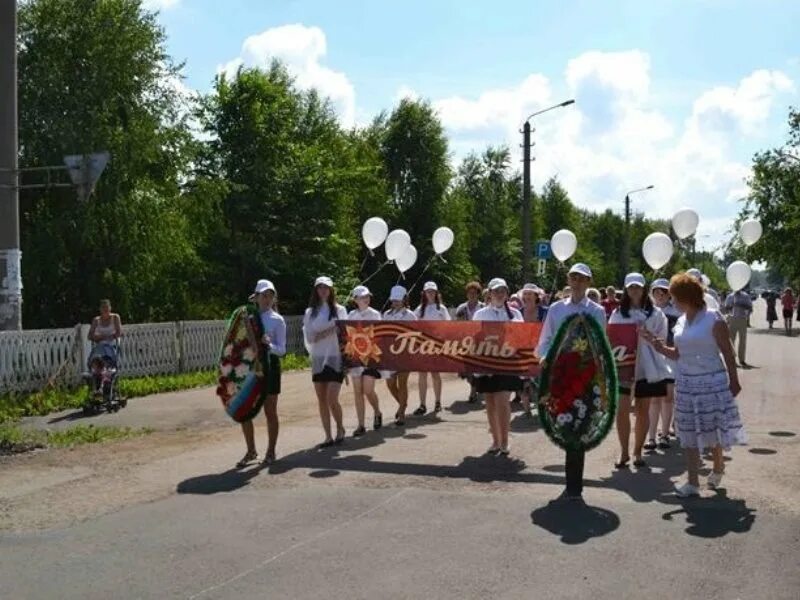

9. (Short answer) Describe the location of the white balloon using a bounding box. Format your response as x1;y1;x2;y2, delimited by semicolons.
385;229;411;262
550;229;577;263
396;244;418;274
362;217;388;250
671;208;699;240
642;232;674;270
739;219;762;247
726;261;752;292
432;227;455;255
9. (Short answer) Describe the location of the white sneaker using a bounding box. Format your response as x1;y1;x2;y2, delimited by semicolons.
499;445;510;456
486;445;500;455
707;472;724;489
674;482;700;497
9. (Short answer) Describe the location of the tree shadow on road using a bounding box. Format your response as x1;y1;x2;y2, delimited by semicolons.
177;466;261;495
531;499;620;544
660;489;756;538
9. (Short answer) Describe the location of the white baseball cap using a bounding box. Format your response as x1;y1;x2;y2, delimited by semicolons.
389;285;407;301
624;273;646;288
351;285;371;298
488;277;509;291
423;281;438;292
253;279;275;294
686;268;703;281
568;263;592;278
314;276;334;288
651;278;670;291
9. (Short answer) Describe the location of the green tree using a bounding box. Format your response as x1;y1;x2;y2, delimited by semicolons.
18;0;197;326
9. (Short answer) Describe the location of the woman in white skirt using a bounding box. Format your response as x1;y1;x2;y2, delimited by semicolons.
303;276;349;447
643;273;746;497
384;285;417;426
347;285;383;436
472;278;523;455
413;281;450;415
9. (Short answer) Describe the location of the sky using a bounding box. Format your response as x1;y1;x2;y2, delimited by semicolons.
146;0;800;252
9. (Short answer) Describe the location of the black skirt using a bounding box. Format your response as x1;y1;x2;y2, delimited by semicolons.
475;375;523;394
312;365;345;384
265;354;281;395
619;379;668;398
362;368;382;379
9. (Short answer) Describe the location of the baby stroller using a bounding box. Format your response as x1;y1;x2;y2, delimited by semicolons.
82;342;126;415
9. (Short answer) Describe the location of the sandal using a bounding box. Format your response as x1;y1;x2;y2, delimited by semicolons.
614;458;630;469
334;430;346;445
236;451;257;468
657;435;671;450
434;402;442;414
633;458;647;468
317;439;334;449
413;405;427;416
374;413;383;430
262;453;276;466
643;439;657;451
353;426;366;437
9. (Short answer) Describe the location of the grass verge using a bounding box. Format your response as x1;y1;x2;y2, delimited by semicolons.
0;353;311;423
0;423;153;455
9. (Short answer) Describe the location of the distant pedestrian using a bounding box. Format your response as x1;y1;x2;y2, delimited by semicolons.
602;286;619;319
724;288;753;367
762;290;778;329
781;288;795;336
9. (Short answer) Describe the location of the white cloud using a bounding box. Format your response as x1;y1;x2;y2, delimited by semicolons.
219;24;356;127
142;0;180;11
429;50;794;247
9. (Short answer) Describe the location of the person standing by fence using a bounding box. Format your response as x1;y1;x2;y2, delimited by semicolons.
724;288;753;367
237;280;285;468
88;299;123;344
303;277;348;447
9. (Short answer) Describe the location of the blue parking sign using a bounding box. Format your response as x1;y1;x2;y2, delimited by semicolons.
535;241;552;259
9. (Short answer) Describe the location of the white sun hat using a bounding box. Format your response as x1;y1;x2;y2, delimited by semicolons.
423;281;438;292
389;285;407;302
351;285;371;298
568;263;592;278
624;273;646;288
314;276;334;288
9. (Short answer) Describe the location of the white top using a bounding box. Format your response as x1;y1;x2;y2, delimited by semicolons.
455;300;485;321
384;307;417;321
303;303;348;374
609;306;672;382
704;292;720;311
536;296;607;358
414;303;451;321
348;307;382;321
259;309;287;357
472;304;523;322
673;308;726;377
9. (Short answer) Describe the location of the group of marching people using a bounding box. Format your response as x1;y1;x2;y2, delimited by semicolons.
237;263;747;500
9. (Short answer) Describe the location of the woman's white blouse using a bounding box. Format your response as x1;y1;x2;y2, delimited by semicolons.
303;303;348;374
472;304;523;322
259;309;287;357
383;308;417;321
414;304;451;321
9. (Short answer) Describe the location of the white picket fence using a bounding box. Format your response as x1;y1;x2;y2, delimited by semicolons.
0;315;307;393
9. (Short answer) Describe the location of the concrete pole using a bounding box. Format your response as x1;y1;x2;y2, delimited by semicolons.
0;0;22;330
521;121;531;282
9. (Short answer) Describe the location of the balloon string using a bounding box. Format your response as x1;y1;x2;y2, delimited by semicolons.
406;255;438;298
359;260;390;286
358;249;372;274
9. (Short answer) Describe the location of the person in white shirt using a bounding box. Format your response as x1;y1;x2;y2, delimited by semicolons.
455;281;485;404
347;285;384;437
413;281;451;415
649;278;681;448
609;273;671;469
472;278;523;456
383;285;417;426
236;279;286;468
687;268;720;310
536;262;607;500
303;276;348;447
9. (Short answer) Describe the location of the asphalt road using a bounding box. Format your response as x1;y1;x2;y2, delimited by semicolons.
2;303;799;599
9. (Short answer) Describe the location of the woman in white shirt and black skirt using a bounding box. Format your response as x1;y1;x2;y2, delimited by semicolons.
303;276;349;447
384;285;417;426
472;278;523;456
608;273;672;469
413;281;451;415
347;285;383;437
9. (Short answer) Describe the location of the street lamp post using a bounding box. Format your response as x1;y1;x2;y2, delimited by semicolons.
521;99;575;281
622;185;654;275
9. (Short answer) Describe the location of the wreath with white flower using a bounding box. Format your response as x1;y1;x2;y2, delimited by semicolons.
537;313;618;452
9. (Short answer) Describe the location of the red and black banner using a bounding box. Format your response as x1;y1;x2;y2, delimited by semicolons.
338;320;637;377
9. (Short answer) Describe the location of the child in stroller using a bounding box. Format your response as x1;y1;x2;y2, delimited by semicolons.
83;342;126;414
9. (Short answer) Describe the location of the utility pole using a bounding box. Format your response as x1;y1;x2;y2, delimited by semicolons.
521;121;532;282
0;0;21;331
622;185;654;276
520;99;575;282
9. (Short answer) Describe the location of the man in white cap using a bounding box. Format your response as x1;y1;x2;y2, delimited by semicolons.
536;262;607;501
